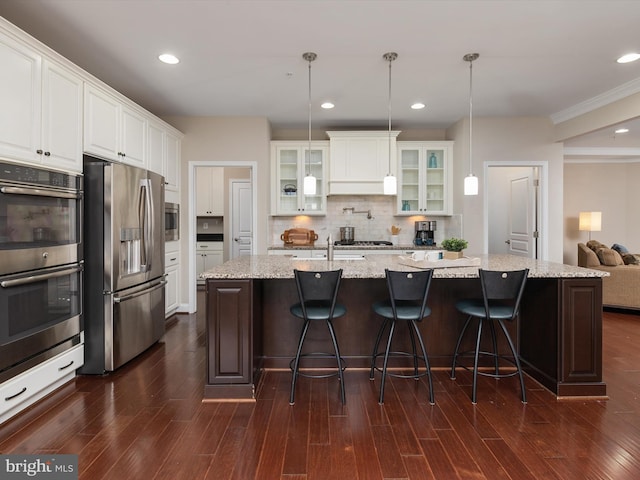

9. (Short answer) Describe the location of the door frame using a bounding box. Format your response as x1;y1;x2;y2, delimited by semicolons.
483;161;548;260
187;161;257;313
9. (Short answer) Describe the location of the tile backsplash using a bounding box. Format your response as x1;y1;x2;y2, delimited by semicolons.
269;195;462;246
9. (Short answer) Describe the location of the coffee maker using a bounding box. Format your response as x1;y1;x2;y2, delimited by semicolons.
415;220;436;246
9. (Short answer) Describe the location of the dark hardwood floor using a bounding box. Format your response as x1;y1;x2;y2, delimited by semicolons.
2;293;640;479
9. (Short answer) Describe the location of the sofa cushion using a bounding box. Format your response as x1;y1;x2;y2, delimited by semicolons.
587;240;607;252
612;243;630;255
596;247;624;266
578;243;601;267
622;253;640;265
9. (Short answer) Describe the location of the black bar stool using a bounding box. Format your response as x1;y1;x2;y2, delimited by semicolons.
289;269;346;405
370;269;435;405
450;268;529;404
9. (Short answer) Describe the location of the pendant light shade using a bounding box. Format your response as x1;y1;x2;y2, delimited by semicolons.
383;52;397;195
303;52;317;195
463;53;479;196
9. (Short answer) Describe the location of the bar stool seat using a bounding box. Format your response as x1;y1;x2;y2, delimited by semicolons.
450;268;529;404
289;269;346;405
370;269;435;405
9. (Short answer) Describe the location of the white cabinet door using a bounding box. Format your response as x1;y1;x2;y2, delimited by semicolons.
84;84;120;161
41;59;83;172
165;131;181;193
398;141;453;215
164;250;180;316
270;141;327;215
147;121;165;177
196;167;223;216
120;104;146;168
0;32;41;164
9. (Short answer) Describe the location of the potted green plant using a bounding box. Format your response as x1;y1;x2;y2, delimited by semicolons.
441;237;468;260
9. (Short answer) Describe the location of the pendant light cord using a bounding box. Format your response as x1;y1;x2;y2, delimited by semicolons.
383;52;397;175
302;52;317;177
463;53;479;176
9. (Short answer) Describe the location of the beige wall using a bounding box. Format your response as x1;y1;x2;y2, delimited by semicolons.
449;116;565;262
563;161;640;264
161;115;271;309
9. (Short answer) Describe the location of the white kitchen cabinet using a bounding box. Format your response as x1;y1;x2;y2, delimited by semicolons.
0;30;83;172
0;343;83;424
327;131;399;195
270;141;328;215
196;167;224;216
149;120;182;195
165;246;180;317
196;242;223;284
84;83;147;167
397;141;453;215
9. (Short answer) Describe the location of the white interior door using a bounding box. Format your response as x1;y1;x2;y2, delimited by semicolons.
231;180;252;258
488;166;539;258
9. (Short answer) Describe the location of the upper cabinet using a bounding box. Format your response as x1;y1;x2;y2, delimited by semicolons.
0;29;83;172
270;141;328;216
397;141;453;215
84;83;146;168
196;167;224;216
327;131;399;195
149;119;182;195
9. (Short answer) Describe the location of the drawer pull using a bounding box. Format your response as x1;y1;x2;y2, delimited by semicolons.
170;257;177;261
5;387;27;401
58;360;75;371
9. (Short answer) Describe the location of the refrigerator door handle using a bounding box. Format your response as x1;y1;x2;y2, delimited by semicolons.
138;178;153;272
113;279;167;303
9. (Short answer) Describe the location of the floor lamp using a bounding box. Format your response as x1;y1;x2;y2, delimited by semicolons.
579;212;602;241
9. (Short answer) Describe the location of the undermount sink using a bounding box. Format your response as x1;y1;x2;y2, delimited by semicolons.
290;255;366;261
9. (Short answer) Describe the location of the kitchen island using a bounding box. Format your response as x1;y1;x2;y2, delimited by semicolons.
202;254;607;400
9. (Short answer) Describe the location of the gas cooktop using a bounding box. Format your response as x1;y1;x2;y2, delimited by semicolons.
334;240;393;246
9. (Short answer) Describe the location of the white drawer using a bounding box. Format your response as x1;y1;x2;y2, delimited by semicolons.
0;344;84;424
196;242;223;251
165;251;180;268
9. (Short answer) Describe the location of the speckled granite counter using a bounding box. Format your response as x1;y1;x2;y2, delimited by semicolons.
201;253;608;280
203;254;606;401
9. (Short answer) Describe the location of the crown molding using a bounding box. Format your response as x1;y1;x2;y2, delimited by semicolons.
551;77;640;124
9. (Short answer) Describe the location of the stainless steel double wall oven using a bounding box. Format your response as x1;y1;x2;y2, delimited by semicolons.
0;162;83;383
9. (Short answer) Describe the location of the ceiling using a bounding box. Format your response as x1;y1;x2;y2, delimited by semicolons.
2;0;640;148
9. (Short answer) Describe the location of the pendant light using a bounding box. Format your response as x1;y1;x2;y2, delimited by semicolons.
302;52;317;195
463;53;479;196
383;52;398;195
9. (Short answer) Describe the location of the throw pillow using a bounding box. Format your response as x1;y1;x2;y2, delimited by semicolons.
587;240;607;252
596;247;624;266
612;243;630;255
622;253;640;265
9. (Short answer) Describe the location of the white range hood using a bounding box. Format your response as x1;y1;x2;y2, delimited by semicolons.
327;131;400;195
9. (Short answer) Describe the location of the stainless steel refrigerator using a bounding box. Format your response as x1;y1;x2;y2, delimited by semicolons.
81;155;165;374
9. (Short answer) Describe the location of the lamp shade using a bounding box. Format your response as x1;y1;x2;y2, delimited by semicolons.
303;174;316;195
383;174;397;195
464;174;478;196
579;212;602;232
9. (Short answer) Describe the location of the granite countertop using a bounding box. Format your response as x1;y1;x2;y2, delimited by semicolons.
268;244;439;251
201;254;609;280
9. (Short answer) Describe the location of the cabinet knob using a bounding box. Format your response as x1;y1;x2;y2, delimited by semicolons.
44;151;51;156
36;149;43;155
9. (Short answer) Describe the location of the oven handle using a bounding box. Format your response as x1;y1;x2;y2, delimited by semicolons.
0;185;81;200
0;265;83;288
113;280;167;303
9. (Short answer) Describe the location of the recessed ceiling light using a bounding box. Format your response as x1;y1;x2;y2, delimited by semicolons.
616;53;640;64
321;102;335;109
615;128;629;134
158;53;179;65
411;103;425;110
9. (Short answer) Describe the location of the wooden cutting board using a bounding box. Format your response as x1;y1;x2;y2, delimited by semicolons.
281;228;319;245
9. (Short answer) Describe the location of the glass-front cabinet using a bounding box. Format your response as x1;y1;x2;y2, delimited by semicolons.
270;141;328;215
397;141;453;215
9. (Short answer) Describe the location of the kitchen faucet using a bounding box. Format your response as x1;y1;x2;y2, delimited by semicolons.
343;207;373;219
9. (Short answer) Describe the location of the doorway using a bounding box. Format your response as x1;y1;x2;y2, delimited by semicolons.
484;162;548;260
188;161;257;313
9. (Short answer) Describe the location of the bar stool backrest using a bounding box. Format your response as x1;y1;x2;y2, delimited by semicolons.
479;268;529;320
386;269;434;320
293;269;343;319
